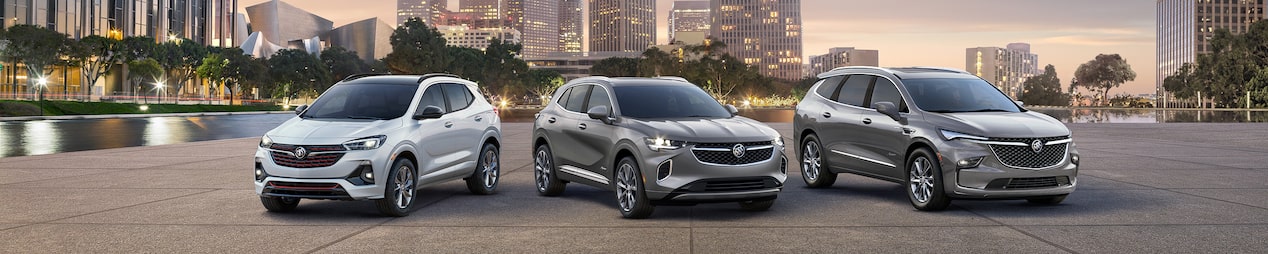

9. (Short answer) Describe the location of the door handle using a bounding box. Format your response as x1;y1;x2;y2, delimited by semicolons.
547;117;556;123
862;118;872;124
578;123;587;130
475;116;484;122
822;112;832;118
444;121;453;128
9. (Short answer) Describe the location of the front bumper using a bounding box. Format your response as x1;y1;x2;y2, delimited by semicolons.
640;144;788;202
253;147;388;200
940;139;1079;199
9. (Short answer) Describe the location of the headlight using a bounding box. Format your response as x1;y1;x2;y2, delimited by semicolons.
939;129;987;141
773;137;785;147
259;135;273;148
645;137;686;151
343;135;387;150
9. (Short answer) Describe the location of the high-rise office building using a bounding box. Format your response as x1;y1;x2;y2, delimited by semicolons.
1156;0;1266;105
808;47;879;75
589;0;655;52
397;0;448;26
967;43;1040;99
507;0;558;59
558;0;582;52
668;1;708;43
710;0;803;80
459;0;502;21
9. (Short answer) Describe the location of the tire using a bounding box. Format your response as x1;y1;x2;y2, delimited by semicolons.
1027;194;1068;205
800;134;837;188
907;148;951;211
375;159;417;217
465;143;500;195
533;144;566;196
260;196;299;212
738;198;776;211
614;157;654;219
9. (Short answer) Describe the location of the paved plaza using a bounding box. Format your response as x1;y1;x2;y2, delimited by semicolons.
2;123;1267;253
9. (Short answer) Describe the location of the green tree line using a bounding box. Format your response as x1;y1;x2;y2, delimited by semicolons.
1164;20;1268;108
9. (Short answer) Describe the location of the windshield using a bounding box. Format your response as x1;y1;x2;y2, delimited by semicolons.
614;85;732;119
300;83;418;120
901;78;1022;113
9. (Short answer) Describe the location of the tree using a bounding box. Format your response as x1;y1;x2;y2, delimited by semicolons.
1;25;68;96
638;48;677;77
196;53;229;103
1019;65;1070;106
590;57;640;77
1163;63;1201;100
446;46;485;81
127;59;163;103
119;36;156;62
321;46;371;81
65;35;122;100
155;39;207;100
1072;54;1136;106
385;18;451;74
524;69;564;104
480;40;528;95
268;49;331;100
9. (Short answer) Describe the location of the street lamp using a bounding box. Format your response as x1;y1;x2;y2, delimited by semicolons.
156;81;165;104
37;77;48;116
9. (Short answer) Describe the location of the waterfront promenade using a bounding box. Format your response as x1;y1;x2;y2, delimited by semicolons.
1;123;1267;253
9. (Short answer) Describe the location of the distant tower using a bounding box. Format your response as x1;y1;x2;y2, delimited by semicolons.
507;0;559;58
589;0;656;52
1156;0;1267;106
966;43;1040;98
710;0;803;80
669;1;710;43
559;0;584;52
396;0;449;26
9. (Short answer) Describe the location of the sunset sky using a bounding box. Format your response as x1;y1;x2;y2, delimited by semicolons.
239;0;1157;95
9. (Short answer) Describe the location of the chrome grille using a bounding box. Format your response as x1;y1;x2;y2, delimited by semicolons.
269;144;347;168
691;141;775;165
986;136;1069;169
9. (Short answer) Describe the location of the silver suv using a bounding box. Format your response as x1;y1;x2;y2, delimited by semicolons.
255;74;502;217
794;67;1078;211
533;77;787;219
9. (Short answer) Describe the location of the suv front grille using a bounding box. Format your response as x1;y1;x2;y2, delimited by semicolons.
676;177;782;192
986;136;1069;169
986;176;1071;190
269;144;347;168
691;141;775;165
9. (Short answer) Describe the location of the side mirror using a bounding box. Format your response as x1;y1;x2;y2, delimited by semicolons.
725;105;739;116
413;105;445;120
1014;100;1026;107
587;105;614;124
293;105;308;115
873;101;905;123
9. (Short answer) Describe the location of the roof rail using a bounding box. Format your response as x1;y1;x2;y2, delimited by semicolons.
654;76;689;82
417;73;461;83
819;66;892;78
570;76;612;83
898;66;971;74
340;73;391;82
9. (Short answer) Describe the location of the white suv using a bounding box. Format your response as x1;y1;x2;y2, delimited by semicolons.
254;74;502;217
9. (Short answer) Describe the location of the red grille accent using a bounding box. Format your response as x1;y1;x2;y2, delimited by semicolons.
268;182;339;190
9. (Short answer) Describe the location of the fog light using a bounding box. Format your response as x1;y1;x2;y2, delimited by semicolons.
364;171;374;180
956;156;984;169
780;155;788;174
1070;154;1080;165
656;160;672;181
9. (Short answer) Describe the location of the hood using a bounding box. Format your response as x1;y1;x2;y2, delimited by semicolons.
625;116;779;142
923;111;1069;138
266;117;399;144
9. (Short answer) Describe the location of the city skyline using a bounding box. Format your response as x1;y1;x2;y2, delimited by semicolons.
240;0;1155;94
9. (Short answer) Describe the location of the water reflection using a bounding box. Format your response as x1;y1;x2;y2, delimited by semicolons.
1;114;293;157
1031;108;1268;123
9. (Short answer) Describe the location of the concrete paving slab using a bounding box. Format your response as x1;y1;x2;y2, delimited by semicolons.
1017;225;1268;254
1075;155;1227;171
692;226;1066;253
8;169;249;189
58;190;393;226
0;188;211;223
1173;188;1268;210
1082;168;1268;189
956;189;1268;226
0;155;210;169
1074;175;1154;190
1174;156;1268;169
155;155;256;170
0;224;363;254
314;226;692;254
0;168;123;185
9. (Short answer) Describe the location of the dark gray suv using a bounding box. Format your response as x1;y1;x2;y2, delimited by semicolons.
794;67;1079;211
533;77;787;219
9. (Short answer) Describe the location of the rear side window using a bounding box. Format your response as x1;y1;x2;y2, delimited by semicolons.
586;86;612;112
563;85;592;113
836;75;873;107
556;87;573;107
442;84;473;112
418;84;446;112
869;78;906;112
814;76;845;99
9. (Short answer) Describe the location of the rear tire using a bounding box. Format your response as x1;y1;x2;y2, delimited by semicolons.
534;144;566;196
375;159;417;217
465;143;500;195
800;134;837;188
738;198;775;211
907;148;951;211
1027;194;1068;205
614;157;653;219
260;196;299;212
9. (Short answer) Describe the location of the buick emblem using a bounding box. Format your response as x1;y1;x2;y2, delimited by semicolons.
732;144;746;158
294;147;309;159
1030;140;1044;153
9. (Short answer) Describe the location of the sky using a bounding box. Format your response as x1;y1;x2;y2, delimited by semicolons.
239;0;1158;95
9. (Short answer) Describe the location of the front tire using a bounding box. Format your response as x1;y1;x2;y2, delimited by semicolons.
614;157;653;219
1027;194;1068;205
465;143;500;195
375;159;417;217
907;148;951;211
800;134;837;188
738;198;775;211
260;196;299;212
534;144;566;196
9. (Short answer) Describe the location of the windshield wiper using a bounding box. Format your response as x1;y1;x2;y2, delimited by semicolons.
346;115;387;120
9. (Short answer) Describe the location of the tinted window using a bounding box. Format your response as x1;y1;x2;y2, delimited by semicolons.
301;83;417;120
835;75;872;107
417;84;446;112
869;77;906;112
556;87;573;107
902;78;1021;113
563;85;591;112
442;84;473;111
587;86;612;112
814;76;845;99
614;85;731;119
